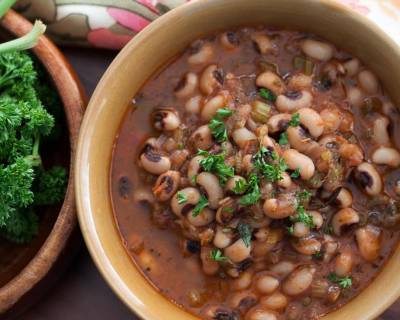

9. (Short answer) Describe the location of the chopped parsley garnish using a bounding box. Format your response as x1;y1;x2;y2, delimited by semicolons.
208;108;233;143
296;189;312;203
210;248;228;262
253;147;288;182
176;191;188;204
313;252;323;260
233;178;248;194
288;190;314;229
259;88;276;102
328;272;352;289
287;225;294;234
191;174;198;184
278;132;289;145
290;168;301;179
198;150;234;185
192;195;209;217
293;205;315;228
288;113;300;127
237;222;252;247
238;173;261;206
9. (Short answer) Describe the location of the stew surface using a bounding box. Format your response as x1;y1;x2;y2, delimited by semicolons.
110;27;400;320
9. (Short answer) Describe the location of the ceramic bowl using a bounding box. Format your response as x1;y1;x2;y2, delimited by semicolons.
0;9;86;314
75;0;400;319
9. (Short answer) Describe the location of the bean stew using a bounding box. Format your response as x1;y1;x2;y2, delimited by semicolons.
110;28;400;320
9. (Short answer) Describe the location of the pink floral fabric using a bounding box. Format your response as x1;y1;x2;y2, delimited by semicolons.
13;0;400;50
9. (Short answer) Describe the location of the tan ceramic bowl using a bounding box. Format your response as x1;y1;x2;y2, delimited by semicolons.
0;10;86;314
76;0;400;319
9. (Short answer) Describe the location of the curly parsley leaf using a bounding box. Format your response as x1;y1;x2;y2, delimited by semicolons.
259;88;276;102
210;248;228;262
288;113;300;127
279;132;289;145
253;147;288;182
208;108;233;143
198;150;234;185
328;272;352;289
233;178;248;194
192;195;209;217
290;168;301;178
176;191;188;205
238;173;261;206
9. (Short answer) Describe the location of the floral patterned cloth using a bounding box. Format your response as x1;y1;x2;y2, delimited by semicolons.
13;0;400;50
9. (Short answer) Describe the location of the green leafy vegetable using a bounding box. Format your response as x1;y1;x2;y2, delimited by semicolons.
238;173;261;206
0;50;67;243
288;113;300;127
253;147;287;182
279;132;289;145
192;195;209;217
290;168;301;178
328;272;352;289
291;205;314;228
176;191;188;205
259;88;276;102
210;248;228;262
208;108;233;143
198;150;234;185
233;179;248;194
34;166;68;206
296;189;312;203
237;222;252;247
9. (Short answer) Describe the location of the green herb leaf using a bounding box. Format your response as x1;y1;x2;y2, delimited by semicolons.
296;189;312;203
198;150;234;185
237;223;252;247
288;113;300;127
208;108;232;143
233;178;248;194
210;248;228;262
238;173;261;206
259;88;276;102
290;168;301;178
279;132;289;145
313;252;323;260
192;195;209;217
287;225;294;234
177;191;188;205
328;272;352;289
295;205;315;228
253;147;288;182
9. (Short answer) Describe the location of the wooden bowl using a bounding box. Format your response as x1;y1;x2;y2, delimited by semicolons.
75;0;400;319
0;10;86;313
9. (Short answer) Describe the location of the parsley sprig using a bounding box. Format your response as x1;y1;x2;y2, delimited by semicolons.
238;173;261;206
278;132;289;145
210;248;228;262
259;88;276;102
177;191;188;204
289;190;314;229
288;113;300;127
253;147;288;182
328;272;352;289
198;150;234;185
208;108;233;143
192;195;209;217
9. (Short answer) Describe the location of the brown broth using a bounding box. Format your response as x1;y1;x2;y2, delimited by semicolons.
111;28;400;319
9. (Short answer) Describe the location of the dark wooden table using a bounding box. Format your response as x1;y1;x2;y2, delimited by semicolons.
16;47;400;320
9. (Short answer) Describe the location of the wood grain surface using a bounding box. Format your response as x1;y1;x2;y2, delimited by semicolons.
16;47;400;320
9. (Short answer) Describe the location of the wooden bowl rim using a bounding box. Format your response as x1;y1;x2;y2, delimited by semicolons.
0;10;87;312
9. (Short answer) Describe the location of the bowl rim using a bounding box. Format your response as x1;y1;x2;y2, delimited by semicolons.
76;0;400;319
0;9;86;312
